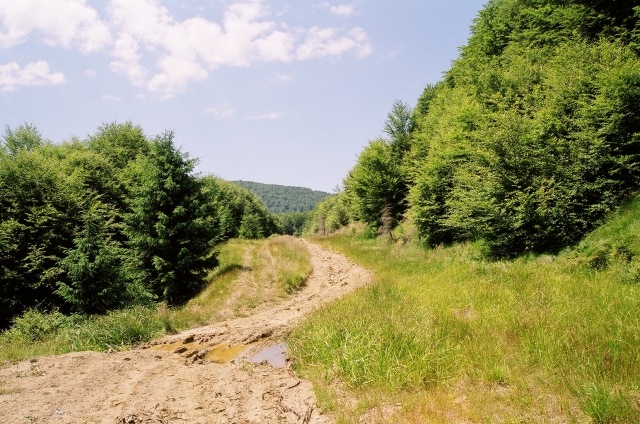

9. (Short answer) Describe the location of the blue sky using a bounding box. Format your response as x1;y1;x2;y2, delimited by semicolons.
0;0;485;192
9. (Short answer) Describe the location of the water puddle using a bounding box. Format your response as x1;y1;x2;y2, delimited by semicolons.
149;340;287;367
248;343;287;368
149;341;198;352
204;343;253;364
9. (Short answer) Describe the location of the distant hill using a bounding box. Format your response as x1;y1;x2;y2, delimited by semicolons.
232;181;332;214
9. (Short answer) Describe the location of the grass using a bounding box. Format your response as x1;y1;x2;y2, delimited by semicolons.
238;235;312;311
289;199;640;423
0;236;312;363
268;235;312;293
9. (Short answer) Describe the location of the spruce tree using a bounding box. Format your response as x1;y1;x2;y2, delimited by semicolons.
56;201;125;314
124;131;219;305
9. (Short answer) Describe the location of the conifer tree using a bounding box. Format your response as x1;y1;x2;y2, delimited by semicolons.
124;131;219;305
56;201;125;314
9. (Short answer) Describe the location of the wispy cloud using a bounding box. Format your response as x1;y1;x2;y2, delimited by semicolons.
84;69;96;77
246;112;284;120
297;27;371;59
329;4;356;16
102;94;121;101
275;73;293;83
205;106;235;117
0;61;65;91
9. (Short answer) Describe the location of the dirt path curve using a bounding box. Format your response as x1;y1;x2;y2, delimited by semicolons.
0;240;372;424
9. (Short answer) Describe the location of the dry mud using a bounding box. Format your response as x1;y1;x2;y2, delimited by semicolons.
0;240;372;424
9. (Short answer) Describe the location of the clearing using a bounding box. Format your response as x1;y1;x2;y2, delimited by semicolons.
0;240;371;424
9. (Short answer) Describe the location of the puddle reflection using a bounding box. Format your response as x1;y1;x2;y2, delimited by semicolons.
248;343;287;368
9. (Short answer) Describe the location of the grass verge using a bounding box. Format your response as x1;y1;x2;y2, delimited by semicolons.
289;207;640;422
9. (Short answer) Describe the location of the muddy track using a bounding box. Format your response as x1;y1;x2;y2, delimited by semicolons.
0;240;372;424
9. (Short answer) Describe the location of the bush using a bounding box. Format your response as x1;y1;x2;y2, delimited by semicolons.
7;309;72;343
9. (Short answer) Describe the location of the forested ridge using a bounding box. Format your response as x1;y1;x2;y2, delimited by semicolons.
232;180;331;214
311;0;640;258
0;123;279;328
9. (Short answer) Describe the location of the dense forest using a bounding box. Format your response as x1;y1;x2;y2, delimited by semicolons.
232;180;331;214
310;0;640;258
0;123;279;328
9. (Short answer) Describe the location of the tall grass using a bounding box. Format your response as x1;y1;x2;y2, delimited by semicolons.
289;202;640;422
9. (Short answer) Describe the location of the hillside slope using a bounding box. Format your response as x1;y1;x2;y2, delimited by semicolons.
232;180;331;214
325;0;640;258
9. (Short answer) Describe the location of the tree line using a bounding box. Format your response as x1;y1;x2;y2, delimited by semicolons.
232;180;331;214
309;0;640;257
0;122;278;328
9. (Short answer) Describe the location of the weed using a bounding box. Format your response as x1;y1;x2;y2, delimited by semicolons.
580;384;639;423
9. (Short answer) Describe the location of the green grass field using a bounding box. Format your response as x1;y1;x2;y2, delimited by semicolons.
289;199;640;423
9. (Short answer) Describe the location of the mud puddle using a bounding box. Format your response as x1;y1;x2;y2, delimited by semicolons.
150;339;256;364
248;343;288;368
204;343;253;363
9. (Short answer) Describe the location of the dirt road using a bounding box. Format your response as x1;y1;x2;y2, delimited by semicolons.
0;240;371;424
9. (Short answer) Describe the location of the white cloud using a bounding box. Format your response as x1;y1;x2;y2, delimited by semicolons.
205;106;235;117
102;94;121;101
109;32;147;86
0;0;111;52
330;4;355;16
246;112;284;120
84;68;96;77
297;27;372;60
0;0;373;94
275;73;293;83
106;0;372;94
0;61;65;91
255;30;296;62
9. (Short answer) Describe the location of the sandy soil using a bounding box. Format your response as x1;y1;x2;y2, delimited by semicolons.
0;240;372;424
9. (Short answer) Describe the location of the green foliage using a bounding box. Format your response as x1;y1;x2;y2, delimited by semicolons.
303;192;352;235
238;214;264;239
124;131;219;305
0;143;81;327
232;180;331;213
2;124;45;155
0;121;250;327
278;211;312;236
411;37;640;256
383;100;413;161
87;121;149;169
56;201;128;314
5;309;72;343
203;177;280;240
344;140;407;228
